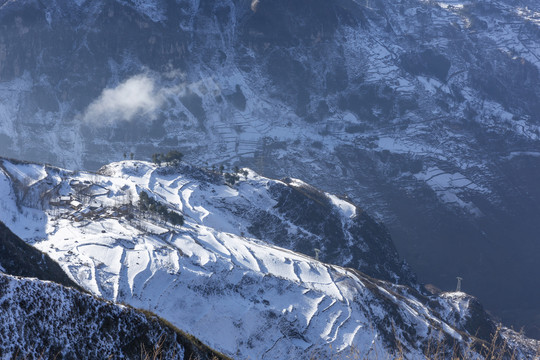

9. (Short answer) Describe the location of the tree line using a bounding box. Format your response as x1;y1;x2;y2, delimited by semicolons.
151;151;184;167
138;190;184;226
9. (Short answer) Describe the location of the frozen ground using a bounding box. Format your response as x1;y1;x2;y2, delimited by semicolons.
0;158;537;358
0;273;185;359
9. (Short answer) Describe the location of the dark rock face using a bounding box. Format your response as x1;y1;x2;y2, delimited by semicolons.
400;49;451;81
0;221;81;290
0;0;540;338
463;297;497;343
253;179;414;285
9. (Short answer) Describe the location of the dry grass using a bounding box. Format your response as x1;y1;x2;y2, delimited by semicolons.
12;329;540;360
139;334;223;360
137;308;232;360
307;325;540;360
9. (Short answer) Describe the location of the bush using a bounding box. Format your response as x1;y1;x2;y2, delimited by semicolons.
151;151;184;167
224;172;240;186
138;191;184;226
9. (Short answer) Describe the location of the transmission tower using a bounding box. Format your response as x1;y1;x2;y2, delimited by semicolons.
456;277;463;292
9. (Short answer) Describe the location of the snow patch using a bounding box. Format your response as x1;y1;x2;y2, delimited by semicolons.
414;167;487;215
123;0;167;22
328;194;356;219
2;161;47;187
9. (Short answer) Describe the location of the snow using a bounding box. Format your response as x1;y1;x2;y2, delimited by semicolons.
0;273;185;359
440;292;471;321
0;0;538;290
395;77;416;93
327;194;356;219
516;7;540;26
415;167;487;193
2;161;47;187
414;167;487;215
126;0;167;22
506;151;540;159
437;1;466;10
417;76;442;95
0;159;504;359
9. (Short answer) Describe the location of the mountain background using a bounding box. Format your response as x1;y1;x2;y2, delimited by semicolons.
0;0;539;338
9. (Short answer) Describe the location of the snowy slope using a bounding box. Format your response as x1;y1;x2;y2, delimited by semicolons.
0;158;536;359
1;0;540;336
0;215;229;360
0;220;81;289
98;160;415;285
0;270;232;360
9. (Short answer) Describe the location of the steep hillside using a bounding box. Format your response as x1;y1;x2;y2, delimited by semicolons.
0;156;414;286
0;0;539;336
0;158;537;359
0;272;232;360
0;273;183;359
0;217;229;360
0;220;82;290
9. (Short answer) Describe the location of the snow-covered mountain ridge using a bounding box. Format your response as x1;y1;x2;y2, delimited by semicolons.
0;0;539;335
0;217;230;360
0;157;537;359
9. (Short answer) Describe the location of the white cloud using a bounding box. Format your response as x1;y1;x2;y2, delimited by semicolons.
83;75;164;126
82;73;224;127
